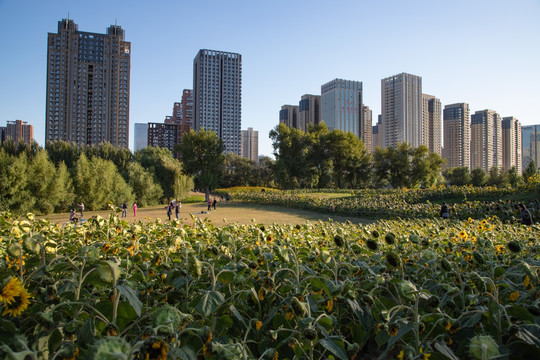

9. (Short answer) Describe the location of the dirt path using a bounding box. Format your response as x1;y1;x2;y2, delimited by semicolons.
38;201;373;227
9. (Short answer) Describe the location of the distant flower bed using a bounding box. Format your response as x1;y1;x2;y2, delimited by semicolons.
181;195;206;203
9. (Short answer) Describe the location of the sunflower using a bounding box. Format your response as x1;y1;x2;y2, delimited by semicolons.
457;231;468;240
388;323;399;336
0;277;22;304
2;285;31;317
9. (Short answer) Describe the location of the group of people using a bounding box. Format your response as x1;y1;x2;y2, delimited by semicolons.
69;202;85;222
166;201;182;220
208;198;218;211
440;202;534;225
121;202;138;218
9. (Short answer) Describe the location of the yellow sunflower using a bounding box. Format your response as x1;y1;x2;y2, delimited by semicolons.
457;231;468;240
0;277;22;304
2;285;31;317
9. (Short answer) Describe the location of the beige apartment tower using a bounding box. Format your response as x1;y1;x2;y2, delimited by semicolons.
298;94;321;132
362;105;373;152
279;105;299;129
443;103;470;169
502;117;522;174
46;19;131;147
471;110;502;172
241;127;259;162
422;94;442;155
381;73;423;148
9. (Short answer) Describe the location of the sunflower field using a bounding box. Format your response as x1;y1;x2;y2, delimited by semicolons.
0;210;539;359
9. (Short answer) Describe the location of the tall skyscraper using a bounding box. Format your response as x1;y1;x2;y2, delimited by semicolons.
193;49;242;154
502;117;522;174
321;79;363;136
422;94;442;155
381;73;422;148
471;109;502;172
279;105;299;129
362;105;373;152
147;123;178;154
443;103;470;169
46;19;131;147
298;94;321;132
133;123;148;152
1;120;34;147
180;89;194;137
241;127;259;162
522;125;540;172
372;115;383;152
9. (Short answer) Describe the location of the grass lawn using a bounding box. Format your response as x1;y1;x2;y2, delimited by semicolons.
38;200;374;227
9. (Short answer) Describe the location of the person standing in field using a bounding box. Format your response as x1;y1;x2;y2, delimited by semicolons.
440;203;449;218
121;202;128;218
518;203;533;225
212;198;217;211
208;198;212;211
78;202;85;217
133;202;137;217
175;202;181;220
166;202;172;221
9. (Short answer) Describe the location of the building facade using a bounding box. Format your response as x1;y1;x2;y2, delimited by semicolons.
381;73;423;148
522;125;540;172
298;94;321;132
147;123;178;154
502;117;522;174
1;120;34;146
443;103;470;169
422;94;442;155
241;127;259;162
193;49;242;154
279;105;299;129
46;19;130;147
321;79;363;137
362;105;373;152
133;123;148;152
372;115;383;152
470;109;502;172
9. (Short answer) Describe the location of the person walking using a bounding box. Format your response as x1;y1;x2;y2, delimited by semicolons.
175;202;181;220
208;198;212;211
133;202;137;217
518;203;533;225
212;198;217;211
78;202;85;217
121;202;128;218
166;203;172;221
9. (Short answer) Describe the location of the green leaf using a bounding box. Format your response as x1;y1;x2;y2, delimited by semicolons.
172;345;197;360
196;290;225;317
48;328;63;355
506;305;534;322
116;301;138;330
434;341;460;360
0;318;16;333
217;270;235;285
116;283;142;316
77;318;96;348
319;338;348;360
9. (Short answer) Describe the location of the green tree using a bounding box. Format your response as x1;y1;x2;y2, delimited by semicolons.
487;166;509;187
25;150;58;214
471;168;488;187
306;123;332;188
46;140;81;168
522;160;538;183
52;161;75;212
134;147;193;201
126;162;163;207
176;128;225;200
443;167;471;186
0;149;31;213
327;130;371;188
269;123;311;188
221;153;258;188
506;166;522;188
254;156;275;187
410;145;444;188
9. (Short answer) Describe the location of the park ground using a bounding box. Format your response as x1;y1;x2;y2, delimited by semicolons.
38;200;373;227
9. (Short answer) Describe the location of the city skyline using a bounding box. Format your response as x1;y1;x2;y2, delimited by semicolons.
1;0;539;157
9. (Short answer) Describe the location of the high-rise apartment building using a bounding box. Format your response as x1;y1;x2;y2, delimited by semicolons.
180;89;194;137
372;115;383;152
470;109;502;172
443;103;470;169
133;123;148;152
422;94;442;155
502;117;522;174
147;123;178;154
1;120;34;147
279;105;299;129
298;94;321;132
321;79;363;137
241;127;259;162
193;49;242;154
381;73;423;148
522;125;540;172
46;19;131;147
362;105;373;152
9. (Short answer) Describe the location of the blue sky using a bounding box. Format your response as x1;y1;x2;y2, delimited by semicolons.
1;0;539;157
